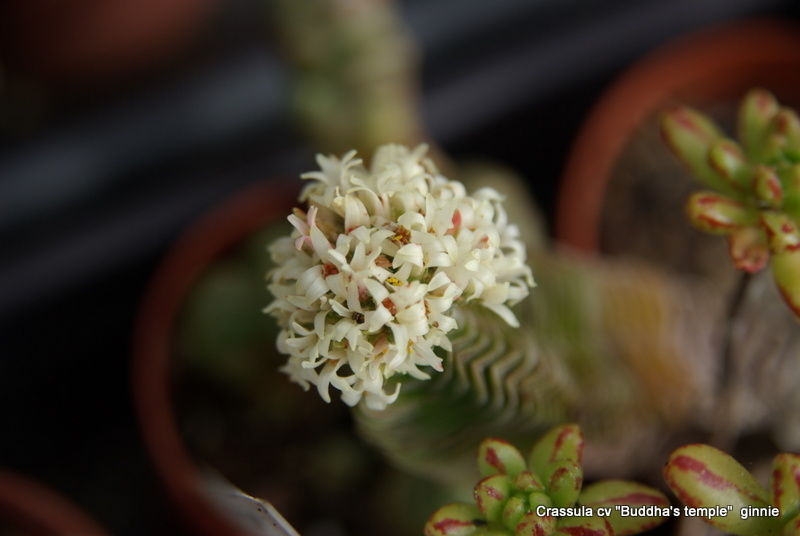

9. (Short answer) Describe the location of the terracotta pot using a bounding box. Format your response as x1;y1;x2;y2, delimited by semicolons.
132;179;300;536
556;18;800;260
0;468;110;535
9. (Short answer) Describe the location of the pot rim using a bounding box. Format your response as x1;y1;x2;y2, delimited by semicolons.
131;178;299;536
0;468;110;536
556;17;800;253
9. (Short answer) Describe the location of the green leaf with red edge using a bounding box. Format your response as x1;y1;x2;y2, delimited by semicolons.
474;474;512;522
513;471;545;493
663;444;780;535
779;164;800;221
514;512;557;536
661;106;739;197
425;503;487;536
760;212;800;255
771;250;800;321
727;227;769;274
478;438;527;478
770;453;800;523
783;513;800;536
546;460;583;509
553;515;614;536
528;424;584;479
685;191;757;235
738;88;780;162
765;108;800;162
578;480;671;536
501;497;528;532
709;139;751;192
753;166;784;208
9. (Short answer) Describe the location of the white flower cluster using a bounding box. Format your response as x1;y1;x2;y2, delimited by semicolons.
266;144;534;410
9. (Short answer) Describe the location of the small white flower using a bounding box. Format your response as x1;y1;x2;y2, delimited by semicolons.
266;144;534;410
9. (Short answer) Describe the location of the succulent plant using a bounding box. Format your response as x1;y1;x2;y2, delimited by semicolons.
661;88;800;320
424;425;671;536
663;443;800;535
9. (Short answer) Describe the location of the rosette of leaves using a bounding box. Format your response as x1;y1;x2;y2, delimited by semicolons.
664;443;800;535
661;88;800;320
424;424;670;536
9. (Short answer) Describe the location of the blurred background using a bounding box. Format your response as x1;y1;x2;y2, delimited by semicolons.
2;0;800;534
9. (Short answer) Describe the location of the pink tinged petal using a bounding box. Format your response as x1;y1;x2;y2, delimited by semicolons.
309;226;334;261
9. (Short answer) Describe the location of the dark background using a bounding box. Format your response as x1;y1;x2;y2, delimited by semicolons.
2;0;800;534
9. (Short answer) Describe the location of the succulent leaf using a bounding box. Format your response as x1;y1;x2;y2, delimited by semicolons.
474;474;512;521
664;444;779;535
738;88;781;161
728;227;770;273
578;480;670;536
545;460;583;509
709;139;751;191
772;250;800;319
553;515;614;536
529;491;554;510
662;106;737;196
528;424;584;478
685;192;757;234
479;438;528;478
770;108;800;162
425;503;485;536
783;513;800;536
770;453;800;522
513;471;545;493
502;497;528;532
515;512;557;536
761;212;800;254
753;166;785;207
